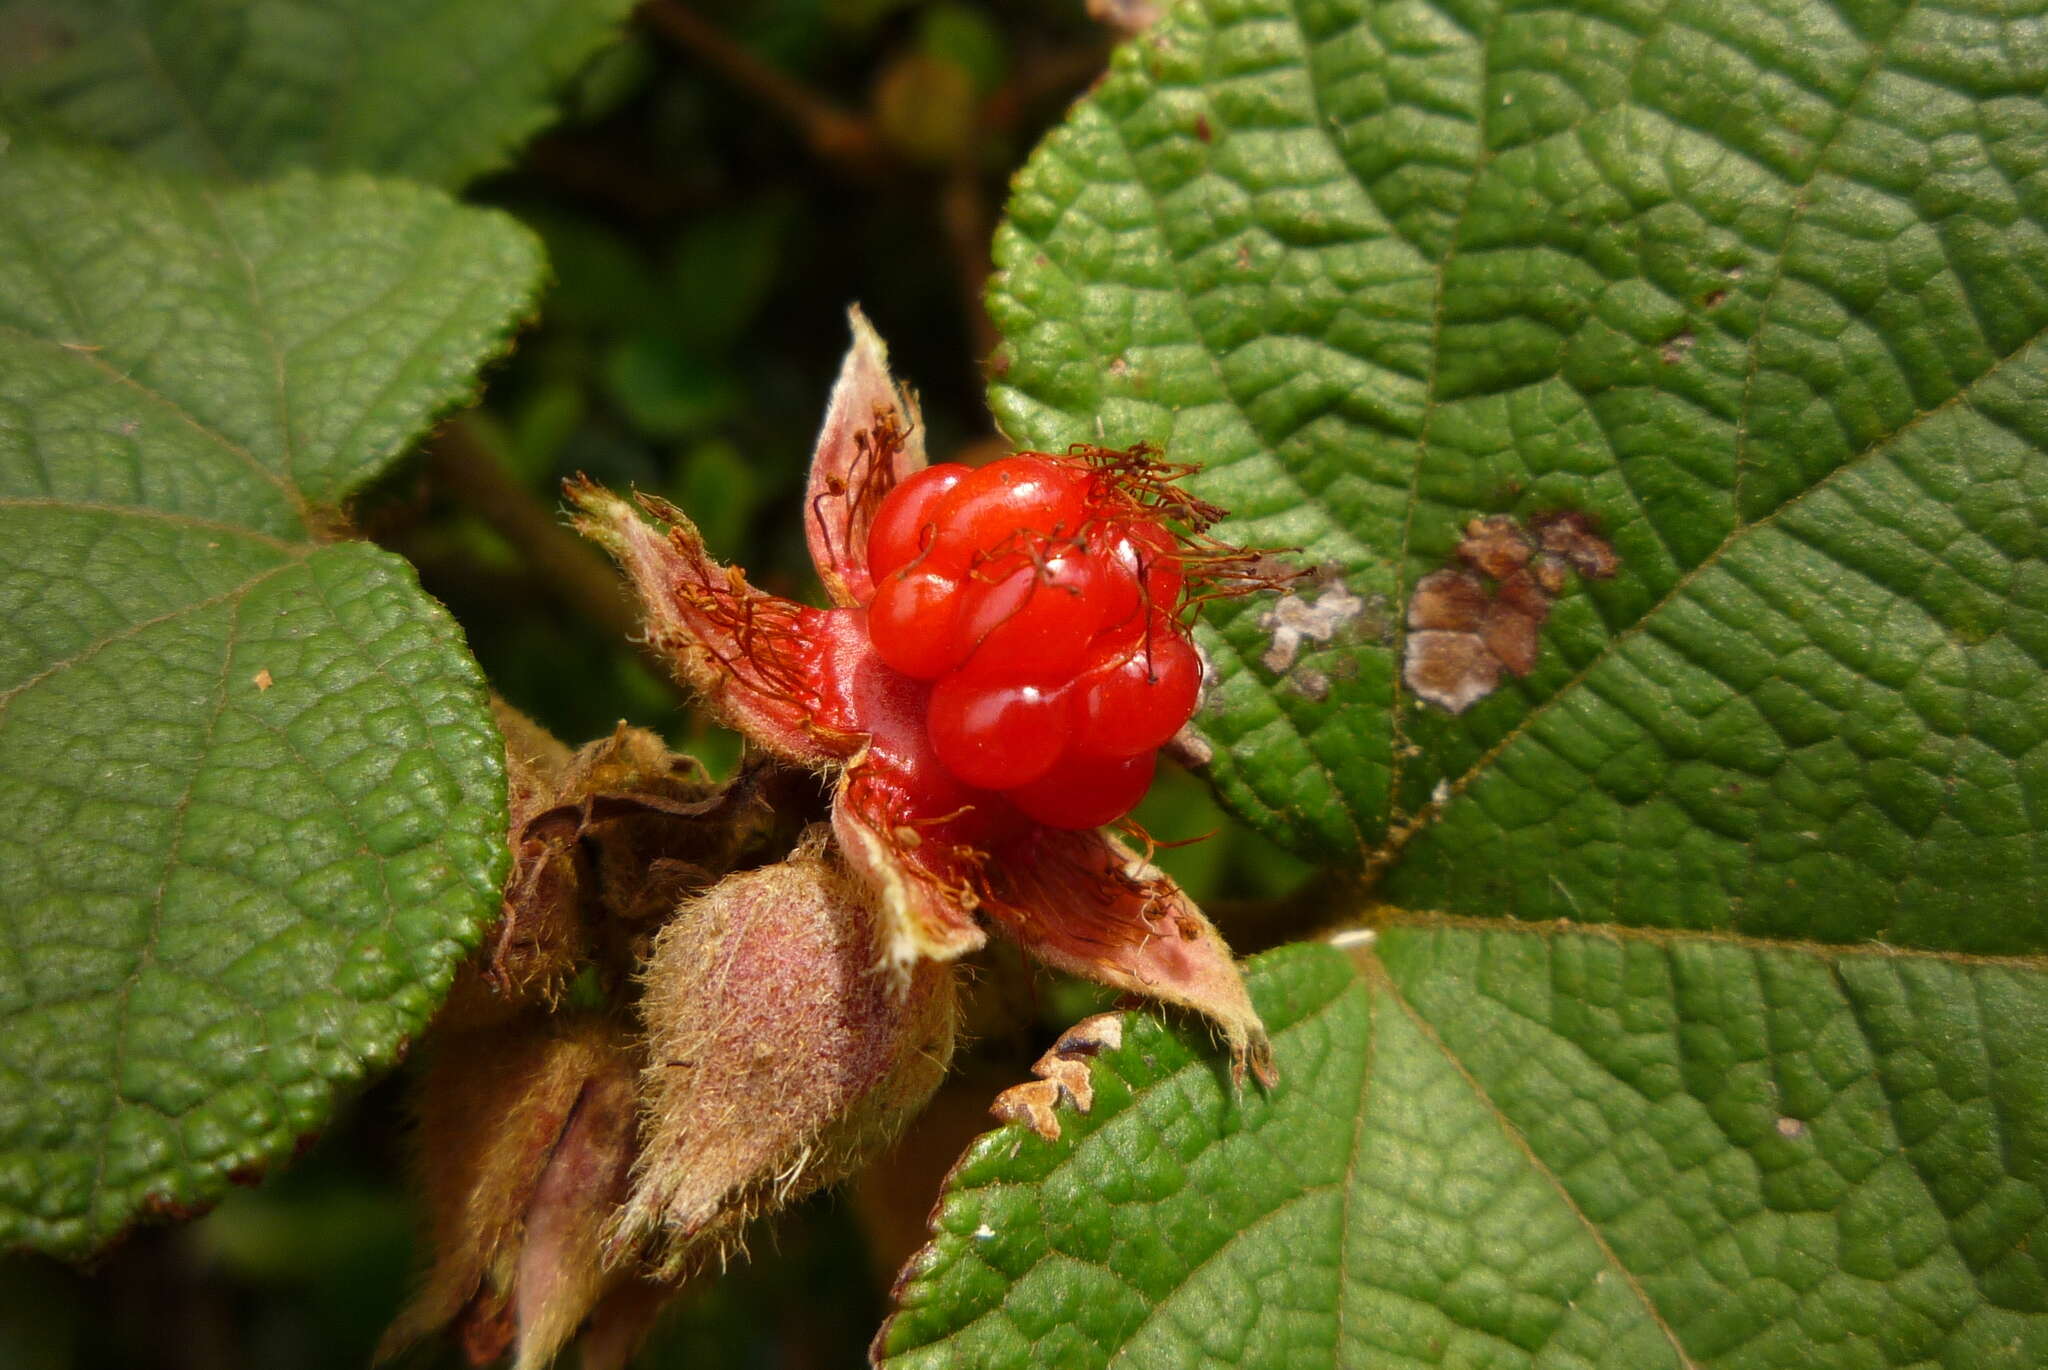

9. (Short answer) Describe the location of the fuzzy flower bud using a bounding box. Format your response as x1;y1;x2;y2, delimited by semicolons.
610;830;957;1277
378;1016;648;1370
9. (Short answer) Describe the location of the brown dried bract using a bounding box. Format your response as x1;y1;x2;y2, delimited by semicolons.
439;711;774;1032
982;830;1272;1089
1404;512;1618;715
989;1013;1127;1141
378;1015;643;1370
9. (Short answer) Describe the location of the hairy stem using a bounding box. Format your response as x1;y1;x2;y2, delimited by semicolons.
640;0;888;179
425;417;647;655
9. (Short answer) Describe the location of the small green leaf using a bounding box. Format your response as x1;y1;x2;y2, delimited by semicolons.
881;932;2048;1370
0;146;539;1255
0;0;638;186
988;0;2048;952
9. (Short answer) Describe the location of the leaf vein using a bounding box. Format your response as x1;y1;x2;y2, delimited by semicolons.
1368;954;1702;1369
1391;313;2048;864
0;561;299;718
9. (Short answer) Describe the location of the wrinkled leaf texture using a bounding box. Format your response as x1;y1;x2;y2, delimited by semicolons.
884;939;2048;1369
0;147;538;1254
0;0;639;187
990;0;2047;949
889;0;2048;1365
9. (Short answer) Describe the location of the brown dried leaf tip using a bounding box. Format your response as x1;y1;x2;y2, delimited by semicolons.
990;1012;1126;1142
1404;512;1618;714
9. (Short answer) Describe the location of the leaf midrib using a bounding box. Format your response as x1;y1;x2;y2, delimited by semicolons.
1379;0;1500;824
0;323;311;532
1359;945;1703;1369
87;565;252;1223
890;922;2048;1364
1726;0;1922;516
0;498;300;550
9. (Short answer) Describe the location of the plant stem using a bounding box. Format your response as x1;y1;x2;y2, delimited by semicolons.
425;417;645;652
639;0;888;179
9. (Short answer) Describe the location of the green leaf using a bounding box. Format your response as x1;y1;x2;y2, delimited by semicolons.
987;0;2048;952
880;932;2048;1370
0;0;638;186
0;146;538;1255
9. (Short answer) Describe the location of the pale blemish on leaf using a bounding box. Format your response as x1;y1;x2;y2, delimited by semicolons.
1258;580;1367;674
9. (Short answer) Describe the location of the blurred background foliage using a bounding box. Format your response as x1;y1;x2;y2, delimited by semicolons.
0;2;1311;1365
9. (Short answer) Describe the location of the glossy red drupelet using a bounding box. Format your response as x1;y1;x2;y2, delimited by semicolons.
862;455;1203;829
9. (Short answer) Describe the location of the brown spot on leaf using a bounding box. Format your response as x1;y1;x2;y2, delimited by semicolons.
1409;568;1491;632
1659;330;1695;364
1404;512;1618;714
251;668;273;692
1480;607;1542;677
1456;515;1535;580
1289;669;1330;701
1194;114;1213;143
1534;510;1621;580
1403;630;1503;715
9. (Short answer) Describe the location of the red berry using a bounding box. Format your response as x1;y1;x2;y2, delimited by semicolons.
867;464;967;582
1069;625;1202;758
860;451;1211;826
952;548;1103;680
1006;749;1157;830
927;671;1069;790
868;567;968;679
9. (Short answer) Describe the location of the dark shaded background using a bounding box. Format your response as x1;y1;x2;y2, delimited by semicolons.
0;3;1310;1365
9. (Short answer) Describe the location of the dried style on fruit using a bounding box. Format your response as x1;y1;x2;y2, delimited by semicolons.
570;307;1291;1084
